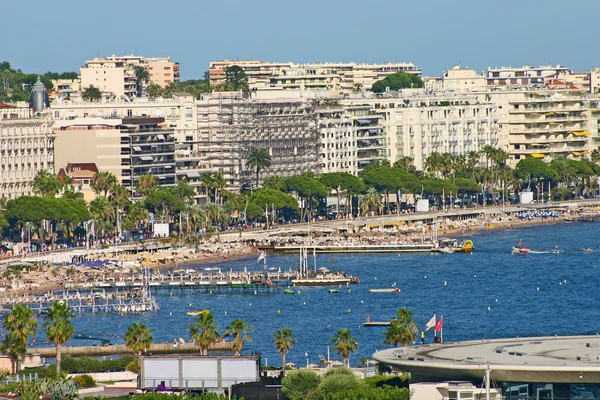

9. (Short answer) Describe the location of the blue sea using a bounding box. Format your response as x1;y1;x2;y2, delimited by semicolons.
34;221;600;367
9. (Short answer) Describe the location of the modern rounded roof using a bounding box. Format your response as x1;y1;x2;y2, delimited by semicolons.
373;336;600;383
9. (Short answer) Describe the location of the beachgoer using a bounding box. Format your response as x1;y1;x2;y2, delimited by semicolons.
421;330;425;345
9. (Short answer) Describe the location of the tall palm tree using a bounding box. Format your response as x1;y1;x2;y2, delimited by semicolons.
44;301;75;378
146;83;163;99
134;66;151;97
424;152;443;178
82;85;102;102
246;147;272;188
189;311;220;355
224;319;253;356
330;328;358;366
212;173;227;205
136;174;158;197
124;322;153;358
91;172;118;197
1;304;38;373
200;173;215;203
272;327;296;375
110;183;131;237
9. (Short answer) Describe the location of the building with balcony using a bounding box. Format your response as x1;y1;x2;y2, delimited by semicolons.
80;55;179;98
489;90;594;164
0;102;54;199
197;92;319;189
486;65;571;87
56;162;99;203
208;60;421;92
121;117;176;197
337;93;499;171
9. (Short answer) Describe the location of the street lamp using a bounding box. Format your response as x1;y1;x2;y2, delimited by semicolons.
305;352;309;368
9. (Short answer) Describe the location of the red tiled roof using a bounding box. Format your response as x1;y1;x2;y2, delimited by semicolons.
0;102;17;109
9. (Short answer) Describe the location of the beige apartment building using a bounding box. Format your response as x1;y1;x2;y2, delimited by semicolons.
80;55;179;98
0;102;55;199
489;90;596;164
208;60;421;92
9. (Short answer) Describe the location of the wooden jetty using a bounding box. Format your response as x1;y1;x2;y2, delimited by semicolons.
272;244;435;253
26;342;234;358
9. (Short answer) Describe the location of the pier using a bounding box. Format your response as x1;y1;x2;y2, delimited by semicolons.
272;244;435;253
26;342;234;358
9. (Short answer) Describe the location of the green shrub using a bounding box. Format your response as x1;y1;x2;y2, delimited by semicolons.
318;373;361;397
282;369;321;400
73;374;96;388
363;374;407;388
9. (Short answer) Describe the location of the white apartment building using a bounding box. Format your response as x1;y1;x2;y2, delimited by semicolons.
317;104;386;175
486;65;571;86
80;55;179;98
338;93;499;171
208;60;421;92
0;102;54;199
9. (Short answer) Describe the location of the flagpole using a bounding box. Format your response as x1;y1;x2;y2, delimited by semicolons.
440;314;443;343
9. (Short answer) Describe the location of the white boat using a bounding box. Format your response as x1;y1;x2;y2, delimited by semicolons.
369;288;399;293
439;247;456;254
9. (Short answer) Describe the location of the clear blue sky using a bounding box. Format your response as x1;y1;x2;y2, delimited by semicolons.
2;0;598;80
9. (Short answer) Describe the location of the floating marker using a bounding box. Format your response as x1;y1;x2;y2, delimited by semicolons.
170;292;172;296
169;312;172;316
360;300;364;304
249;303;252;306
537;287;540;291
495;299;498;302
564;279;567;283
348;289;351;293
277;309;280;314
210;290;213;294
375;277;378;280
254;291;257;295
303;302;306;305
444;281;447;286
189;303;192;307
474;275;477;278
224;311;227;315
348;309;351;313
487;306;491;311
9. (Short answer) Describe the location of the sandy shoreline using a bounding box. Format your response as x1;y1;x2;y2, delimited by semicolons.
2;208;596;297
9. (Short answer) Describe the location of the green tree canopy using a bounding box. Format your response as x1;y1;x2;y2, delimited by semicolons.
371;72;424;93
224;65;249;91
515;158;559;181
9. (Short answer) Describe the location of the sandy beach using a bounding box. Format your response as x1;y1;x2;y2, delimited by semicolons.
3;206;598;297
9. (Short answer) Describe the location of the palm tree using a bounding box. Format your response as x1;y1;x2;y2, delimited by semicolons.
134;66;151;97
424;152;443;178
124;322;153;358
212;173;227;205
175;179;196;204
189;311;220;355
200;173;215;203
91;171;118;197
136;174;158;197
387;306;418;347
33;170;62;197
44;301;74;378
110;183;131;237
330;328;358;367
146;83;163;99
82;85;102;102
272;327;296;375
2;304;38;373
246;147;272;188
359;188;382;216
224;319;253;356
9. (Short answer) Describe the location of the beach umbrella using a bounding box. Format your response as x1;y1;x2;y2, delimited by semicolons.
307;363;320;369
285;362;296;367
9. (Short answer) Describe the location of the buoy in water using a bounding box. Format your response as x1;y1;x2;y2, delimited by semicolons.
424;276;427;279
224;311;227;315
348;289;351;293
210;290;213;294
474;275;477;278
277;309;280;314
169;312;172;316
360;300;364;304
444;281;447;286
303;302;306;305
249;303;252;306
495;299;498;302
537;287;540;291
189;303;192;307
170;292;173;296
487;306;491;311
348;309;351;313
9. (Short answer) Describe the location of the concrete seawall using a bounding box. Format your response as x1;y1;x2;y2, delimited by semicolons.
27;342;234;357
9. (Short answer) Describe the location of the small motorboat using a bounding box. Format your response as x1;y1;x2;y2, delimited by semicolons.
369;287;400;293
461;240;474;252
186;310;209;316
512;241;530;254
284;289;294;295
329;289;340;294
439;247;456;254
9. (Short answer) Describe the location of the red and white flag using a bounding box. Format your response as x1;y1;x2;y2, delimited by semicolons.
434;317;444;332
425;314;436;331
